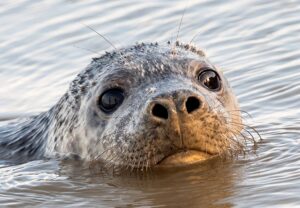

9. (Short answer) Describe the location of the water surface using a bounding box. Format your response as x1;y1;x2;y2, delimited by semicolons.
1;0;300;207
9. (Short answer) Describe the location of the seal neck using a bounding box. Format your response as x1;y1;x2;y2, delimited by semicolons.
0;111;51;163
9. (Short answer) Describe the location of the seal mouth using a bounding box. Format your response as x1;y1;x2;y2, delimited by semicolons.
157;149;216;167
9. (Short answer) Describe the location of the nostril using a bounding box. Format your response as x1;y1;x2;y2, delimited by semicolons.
185;96;201;114
152;104;168;119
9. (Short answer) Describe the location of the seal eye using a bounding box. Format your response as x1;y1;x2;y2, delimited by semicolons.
99;89;124;113
198;69;221;91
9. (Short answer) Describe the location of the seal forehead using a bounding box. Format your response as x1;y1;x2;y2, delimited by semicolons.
122;42;207;68
89;42;211;87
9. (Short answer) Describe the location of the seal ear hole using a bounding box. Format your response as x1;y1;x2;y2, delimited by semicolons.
186;96;201;114
152;104;168;119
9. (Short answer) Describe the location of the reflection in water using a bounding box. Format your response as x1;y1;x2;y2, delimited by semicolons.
57;159;240;208
1;159;241;207
0;0;300;207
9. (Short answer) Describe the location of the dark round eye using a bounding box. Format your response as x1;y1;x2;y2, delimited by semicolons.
98;88;124;113
198;69;221;91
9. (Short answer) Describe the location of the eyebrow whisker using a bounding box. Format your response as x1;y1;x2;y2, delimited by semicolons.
82;23;118;51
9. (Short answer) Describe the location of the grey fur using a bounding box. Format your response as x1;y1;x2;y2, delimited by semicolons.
0;42;244;167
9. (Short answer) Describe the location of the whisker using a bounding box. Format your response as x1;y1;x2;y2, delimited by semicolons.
189;30;201;45
172;0;190;53
204;92;259;146
228;121;262;142
229;126;253;151
94;146;114;161
175;1;189;44
82;23;138;70
221;115;257;142
73;44;102;56
82;23;118;51
236;110;253;119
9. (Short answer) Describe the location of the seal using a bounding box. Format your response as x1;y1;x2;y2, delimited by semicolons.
0;41;245;167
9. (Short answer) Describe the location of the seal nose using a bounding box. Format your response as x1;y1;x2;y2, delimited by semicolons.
185;96;201;114
150;94;202;120
152;103;169;119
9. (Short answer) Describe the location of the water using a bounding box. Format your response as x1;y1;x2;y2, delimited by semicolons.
1;0;300;207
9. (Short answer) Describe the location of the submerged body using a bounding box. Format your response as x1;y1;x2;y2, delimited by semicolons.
0;42;244;168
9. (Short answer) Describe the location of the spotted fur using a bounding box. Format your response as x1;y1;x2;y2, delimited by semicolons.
0;42;244;167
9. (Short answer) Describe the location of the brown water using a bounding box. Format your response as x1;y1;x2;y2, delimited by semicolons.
1;0;300;207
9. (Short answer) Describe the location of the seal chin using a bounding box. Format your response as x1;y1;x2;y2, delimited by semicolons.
157;150;216;167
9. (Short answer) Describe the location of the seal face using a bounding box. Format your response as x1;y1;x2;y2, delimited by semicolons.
0;42;244;168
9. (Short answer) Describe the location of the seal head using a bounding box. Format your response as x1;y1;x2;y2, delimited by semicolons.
44;42;243;168
0;42;244;168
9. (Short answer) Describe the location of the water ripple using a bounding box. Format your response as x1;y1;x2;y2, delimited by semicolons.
0;0;300;207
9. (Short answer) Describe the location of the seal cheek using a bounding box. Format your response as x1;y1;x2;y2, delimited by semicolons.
86;108;107;129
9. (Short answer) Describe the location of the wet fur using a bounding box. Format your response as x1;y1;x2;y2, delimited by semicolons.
0;42;246;167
